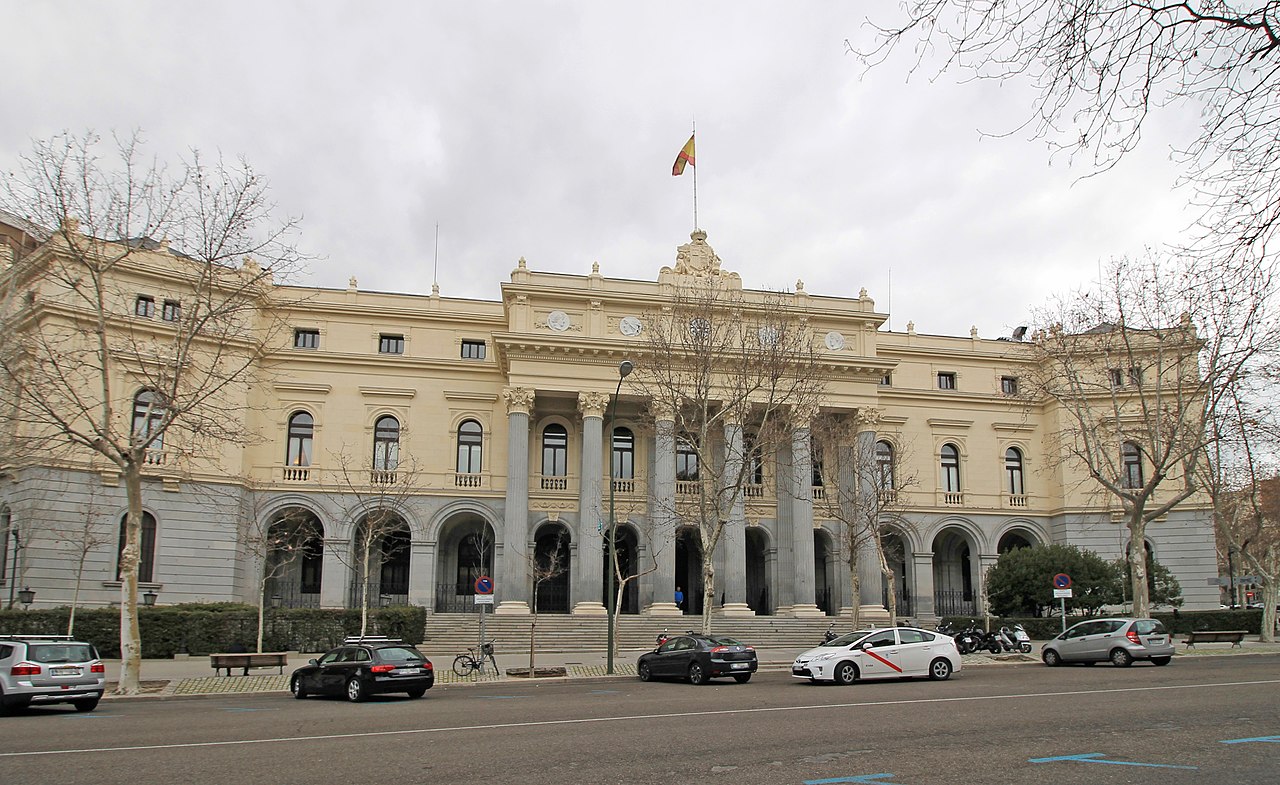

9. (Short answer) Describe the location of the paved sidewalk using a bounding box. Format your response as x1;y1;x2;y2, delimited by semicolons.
100;638;1280;700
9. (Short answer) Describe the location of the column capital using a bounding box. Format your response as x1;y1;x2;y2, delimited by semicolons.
577;391;610;419
503;386;535;415
855;407;883;433
792;404;818;426
651;401;675;422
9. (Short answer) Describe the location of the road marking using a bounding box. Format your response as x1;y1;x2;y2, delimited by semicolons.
1221;736;1280;744
1029;753;1197;769
3;677;1278;758
803;775;897;784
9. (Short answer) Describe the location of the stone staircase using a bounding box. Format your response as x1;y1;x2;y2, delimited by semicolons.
422;613;850;657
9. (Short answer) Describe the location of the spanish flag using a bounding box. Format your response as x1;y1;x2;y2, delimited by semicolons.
672;134;695;176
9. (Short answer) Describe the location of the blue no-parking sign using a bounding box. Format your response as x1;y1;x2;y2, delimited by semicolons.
1052;573;1072;589
474;575;494;595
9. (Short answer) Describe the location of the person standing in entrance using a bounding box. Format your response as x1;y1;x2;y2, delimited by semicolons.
674;586;685;613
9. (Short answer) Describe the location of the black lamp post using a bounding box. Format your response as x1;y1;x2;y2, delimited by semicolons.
8;529;20;610
606;359;633;675
1227;546;1238;609
17;586;34;609
142;589;158;607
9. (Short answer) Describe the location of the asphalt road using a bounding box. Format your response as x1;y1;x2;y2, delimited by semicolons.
3;655;1278;785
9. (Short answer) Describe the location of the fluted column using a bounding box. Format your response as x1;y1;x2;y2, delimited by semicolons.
855;409;891;625
836;442;858;617
720;418;754;616
496;387;533;614
320;538;350;609
407;541;435;608
573;391;609;615
648;404;681;615
790;414;823;617
912;552;937;620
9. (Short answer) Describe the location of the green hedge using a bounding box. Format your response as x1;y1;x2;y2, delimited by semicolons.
0;604;426;658
941;609;1263;640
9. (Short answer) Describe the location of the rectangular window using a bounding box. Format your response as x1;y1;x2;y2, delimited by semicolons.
1001;376;1019;395
1109;368;1124;387
162;300;181;322
461;340;486;359
379;334;405;354
135;295;155;318
294;329;320;349
937;372;956;390
1128;366;1142;385
880;373;892;387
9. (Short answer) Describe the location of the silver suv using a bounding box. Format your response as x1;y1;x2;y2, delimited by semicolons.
1041;617;1174;667
0;634;106;712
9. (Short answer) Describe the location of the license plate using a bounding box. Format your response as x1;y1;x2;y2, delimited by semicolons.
1147;637;1165;645
51;667;80;676
731;662;749;670
397;668;420;675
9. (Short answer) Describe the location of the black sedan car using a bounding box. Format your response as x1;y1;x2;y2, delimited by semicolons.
290;636;434;702
637;633;757;684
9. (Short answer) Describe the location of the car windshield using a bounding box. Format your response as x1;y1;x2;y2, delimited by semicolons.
823;632;871;647
1132;619;1167;635
28;644;96;663
709;637;743;646
376;646;425;662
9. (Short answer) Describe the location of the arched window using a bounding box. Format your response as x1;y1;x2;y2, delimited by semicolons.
676;435;699;481
1005;447;1025;495
1122;442;1144;488
743;432;764;485
117;511;157;583
612;427;634;480
131;390;165;450
286;412;313;466
876;441;895;490
542;423;568;477
373;416;400;471
940;443;961;492
456;420;483;473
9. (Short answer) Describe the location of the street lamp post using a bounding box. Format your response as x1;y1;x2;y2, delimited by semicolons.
8;530;21;610
606;359;634;675
1228;546;1238;609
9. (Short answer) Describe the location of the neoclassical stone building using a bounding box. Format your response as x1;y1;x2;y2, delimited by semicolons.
0;218;1219;618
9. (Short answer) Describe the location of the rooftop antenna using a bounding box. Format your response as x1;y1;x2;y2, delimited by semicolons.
886;266;892;331
432;223;440;295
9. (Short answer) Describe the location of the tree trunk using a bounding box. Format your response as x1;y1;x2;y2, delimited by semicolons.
1127;511;1151;617
359;540;371;638
115;463;144;695
68;549;88;637
256;577;267;653
700;558;716;635
848;557;861;629
528;602;537;675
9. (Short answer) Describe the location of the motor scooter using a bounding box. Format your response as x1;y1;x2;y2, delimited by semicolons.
655;628;669;647
821;622;838;644
1009;623;1033;653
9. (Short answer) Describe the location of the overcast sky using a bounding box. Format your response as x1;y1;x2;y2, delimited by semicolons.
2;2;1204;338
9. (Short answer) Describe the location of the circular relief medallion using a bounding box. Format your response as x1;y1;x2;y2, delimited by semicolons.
547;310;571;332
619;316;642;336
824;331;846;351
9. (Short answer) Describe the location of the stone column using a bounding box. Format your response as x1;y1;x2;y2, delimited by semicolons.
773;441;795;612
496;387;533;614
720;418;754;616
912;552;937;620
855;409;891;625
573;391;609;615
648;404;681;615
790;417;823;617
977;553;999;617
320;538;350;609
407;541;435;609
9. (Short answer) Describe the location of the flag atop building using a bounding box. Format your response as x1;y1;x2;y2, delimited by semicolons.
672;134;695;176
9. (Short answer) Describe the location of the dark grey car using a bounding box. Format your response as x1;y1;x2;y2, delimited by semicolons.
1041;617;1174;667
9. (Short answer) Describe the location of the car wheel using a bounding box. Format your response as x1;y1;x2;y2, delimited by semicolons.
405;688;426;699
1150;656;1172;667
1042;649;1062;667
72;698;100;712
928;658;953;681
1110;648;1134;668
733;673;752;684
687;662;707;685
834;661;859;686
638;662;652;682
346;677;367;702
290;676;307;699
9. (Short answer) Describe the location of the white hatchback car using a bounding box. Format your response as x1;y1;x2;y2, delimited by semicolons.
792;626;962;684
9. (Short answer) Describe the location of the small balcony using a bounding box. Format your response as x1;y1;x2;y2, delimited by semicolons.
143;449;167;466
282;466;311;482
539;475;569;491
743;483;765;498
1005;493;1029;508
942;491;964;506
811;485;826;501
676;480;701;496
611;478;635;494
454;472;484;489
370;470;398;485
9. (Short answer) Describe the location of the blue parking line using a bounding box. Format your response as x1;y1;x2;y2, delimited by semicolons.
588;689;619;695
802;775;896;784
475;695;529;700
1221;736;1280;744
58;713;115;719
1029;753;1197;770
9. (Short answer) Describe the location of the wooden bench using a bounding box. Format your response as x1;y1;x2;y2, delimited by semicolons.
209;651;290;676
1182;630;1247;648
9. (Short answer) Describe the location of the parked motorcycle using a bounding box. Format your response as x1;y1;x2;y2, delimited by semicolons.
822;623;838;644
952;620;985;655
1008;623;1033;653
656;628;670;647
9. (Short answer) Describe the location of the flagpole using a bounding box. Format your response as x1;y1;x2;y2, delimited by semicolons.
691;122;698;231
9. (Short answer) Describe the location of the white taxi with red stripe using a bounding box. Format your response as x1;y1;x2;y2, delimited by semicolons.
792;626;961;685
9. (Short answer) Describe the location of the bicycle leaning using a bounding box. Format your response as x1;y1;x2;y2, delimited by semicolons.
452;640;498;677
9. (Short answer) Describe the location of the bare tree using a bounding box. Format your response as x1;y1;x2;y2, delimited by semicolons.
854;2;1280;267
330;448;421;638
225;486;313;653
631;253;826;634
1028;253;1277;616
811;412;921;628
525;527;569;676
0;131;306;693
53;490;114;636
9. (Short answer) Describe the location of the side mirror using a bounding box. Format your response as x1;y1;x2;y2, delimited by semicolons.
308;658;319;666
860;642;874;651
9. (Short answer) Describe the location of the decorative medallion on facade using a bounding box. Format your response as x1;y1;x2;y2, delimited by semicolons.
546;310;571;332
824;331;846;351
619;316;642;336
